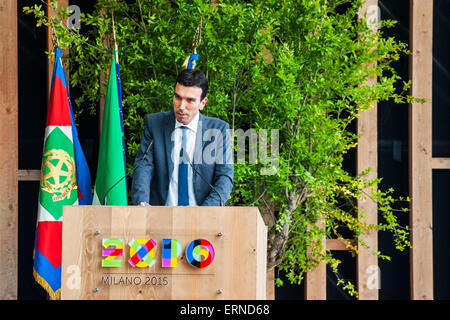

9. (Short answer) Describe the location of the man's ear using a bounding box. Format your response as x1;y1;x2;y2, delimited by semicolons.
199;96;208;110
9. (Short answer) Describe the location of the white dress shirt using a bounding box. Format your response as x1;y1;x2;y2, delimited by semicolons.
165;112;199;206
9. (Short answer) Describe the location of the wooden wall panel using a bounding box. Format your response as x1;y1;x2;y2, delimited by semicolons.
16;1;70;184
409;0;434;300
0;0;18;300
304;0;381;300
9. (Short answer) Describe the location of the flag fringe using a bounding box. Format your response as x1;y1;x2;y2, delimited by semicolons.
33;268;61;300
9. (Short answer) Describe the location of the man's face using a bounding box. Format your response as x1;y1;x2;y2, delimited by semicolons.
173;83;207;125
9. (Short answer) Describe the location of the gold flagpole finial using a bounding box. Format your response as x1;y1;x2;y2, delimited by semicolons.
50;19;59;49
192;17;202;52
112;10;119;62
183;17;203;70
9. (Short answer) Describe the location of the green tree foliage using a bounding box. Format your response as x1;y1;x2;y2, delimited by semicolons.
25;0;422;297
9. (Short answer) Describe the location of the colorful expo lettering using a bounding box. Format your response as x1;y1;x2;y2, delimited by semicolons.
101;238;215;269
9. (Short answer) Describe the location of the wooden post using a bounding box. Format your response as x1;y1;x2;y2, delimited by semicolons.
304;219;326;300
409;0;434;300
305;262;326;300
356;0;379;300
0;0;18;300
266;269;275;299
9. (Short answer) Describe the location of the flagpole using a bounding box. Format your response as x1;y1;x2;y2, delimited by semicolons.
112;10;119;63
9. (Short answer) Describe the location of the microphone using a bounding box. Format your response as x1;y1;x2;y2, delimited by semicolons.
103;139;153;205
181;146;224;207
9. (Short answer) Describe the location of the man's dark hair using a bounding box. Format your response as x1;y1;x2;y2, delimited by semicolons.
176;69;208;100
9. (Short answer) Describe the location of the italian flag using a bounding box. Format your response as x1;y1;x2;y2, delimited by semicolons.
93;52;127;205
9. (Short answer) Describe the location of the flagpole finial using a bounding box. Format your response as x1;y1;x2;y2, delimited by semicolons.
183;17;202;70
50;19;59;49
111;9;120;62
192;17;202;51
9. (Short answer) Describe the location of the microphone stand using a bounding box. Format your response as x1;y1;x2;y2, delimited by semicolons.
103;139;153;205
181;147;224;207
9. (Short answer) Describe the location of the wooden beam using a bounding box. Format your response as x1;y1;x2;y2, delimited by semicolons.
18;170;41;181
326;239;354;251
356;0;379;300
431;157;450;170
0;0;18;300
409;0;434;300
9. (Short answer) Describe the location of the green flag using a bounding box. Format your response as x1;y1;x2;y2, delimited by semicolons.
93;53;127;205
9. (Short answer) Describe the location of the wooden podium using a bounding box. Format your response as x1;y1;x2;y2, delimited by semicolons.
61;206;267;300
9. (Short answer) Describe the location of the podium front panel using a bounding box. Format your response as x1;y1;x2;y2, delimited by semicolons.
61;206;266;300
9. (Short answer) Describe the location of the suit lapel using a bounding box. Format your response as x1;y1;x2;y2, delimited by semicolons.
193;113;205;166
164;111;176;179
192;114;205;204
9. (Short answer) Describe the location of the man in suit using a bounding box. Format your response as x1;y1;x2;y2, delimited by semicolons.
131;69;234;206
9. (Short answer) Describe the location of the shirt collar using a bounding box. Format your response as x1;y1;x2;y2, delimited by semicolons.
175;111;200;133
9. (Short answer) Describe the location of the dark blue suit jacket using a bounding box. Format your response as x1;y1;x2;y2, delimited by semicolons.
131;111;234;206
